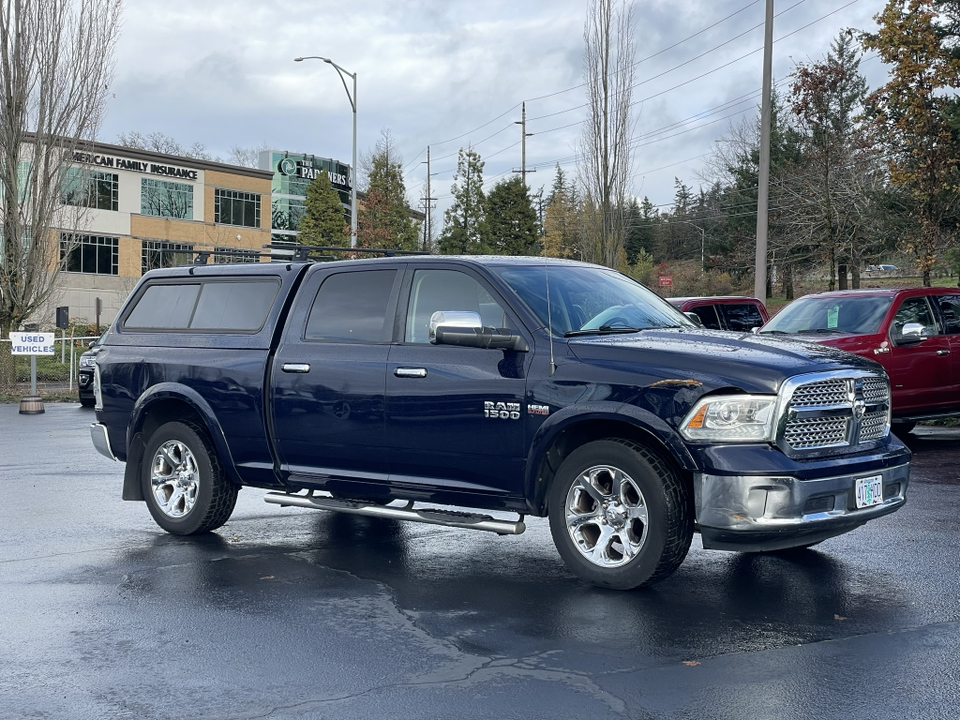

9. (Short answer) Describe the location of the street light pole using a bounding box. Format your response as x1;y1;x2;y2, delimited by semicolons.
294;55;358;248
670;219;706;274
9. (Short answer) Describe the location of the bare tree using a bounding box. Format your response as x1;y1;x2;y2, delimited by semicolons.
229;142;270;169
1;0;122;384
577;0;636;269
117;130;217;161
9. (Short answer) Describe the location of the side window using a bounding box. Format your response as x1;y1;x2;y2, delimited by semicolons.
936;295;960;334
125;284;200;328
191;281;278;331
892;297;938;342
124;280;278;331
719;304;764;331
404;269;509;343
305;270;397;343
690;305;722;330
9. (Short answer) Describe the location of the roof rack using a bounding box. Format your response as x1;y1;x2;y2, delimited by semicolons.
192;244;429;265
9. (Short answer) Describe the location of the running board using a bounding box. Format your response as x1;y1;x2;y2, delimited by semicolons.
263;492;526;536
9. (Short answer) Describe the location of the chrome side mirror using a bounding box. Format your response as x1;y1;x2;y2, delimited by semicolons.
898;322;928;344
429;310;482;342
683;312;704;328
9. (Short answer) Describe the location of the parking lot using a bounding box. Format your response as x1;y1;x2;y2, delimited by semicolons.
1;403;958;720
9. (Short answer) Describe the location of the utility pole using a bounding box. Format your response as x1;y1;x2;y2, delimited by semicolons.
754;0;774;302
513;102;535;186
421;145;436;251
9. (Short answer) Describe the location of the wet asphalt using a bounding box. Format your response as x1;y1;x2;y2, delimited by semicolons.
1;403;958;720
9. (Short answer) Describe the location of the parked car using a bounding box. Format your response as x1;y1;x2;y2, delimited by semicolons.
77;330;108;407
89;258;909;590
667;296;770;332
864;264;900;275
758;287;960;431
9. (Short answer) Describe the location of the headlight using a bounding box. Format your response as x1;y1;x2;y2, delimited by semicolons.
79;354;96;367
680;395;777;442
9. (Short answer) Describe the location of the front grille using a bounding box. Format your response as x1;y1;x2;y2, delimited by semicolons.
780;371;890;455
790;379;848;408
784;416;849;449
859;410;888;441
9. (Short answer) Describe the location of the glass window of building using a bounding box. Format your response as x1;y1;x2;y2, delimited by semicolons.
214;247;260;264
142;240;194;274
141;178;194;219
62;168;119;211
215;188;261;228
60;233;119;275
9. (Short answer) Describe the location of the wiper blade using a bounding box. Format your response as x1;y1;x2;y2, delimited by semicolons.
564;326;644;337
796;328;845;334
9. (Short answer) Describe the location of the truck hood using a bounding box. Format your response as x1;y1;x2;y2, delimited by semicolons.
566;328;882;394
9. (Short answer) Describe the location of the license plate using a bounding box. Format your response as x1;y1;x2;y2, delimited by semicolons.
855;475;883;509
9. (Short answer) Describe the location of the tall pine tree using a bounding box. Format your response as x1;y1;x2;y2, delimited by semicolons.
439;147;490;254
358;130;421;251
487;177;539;256
298;173;349;247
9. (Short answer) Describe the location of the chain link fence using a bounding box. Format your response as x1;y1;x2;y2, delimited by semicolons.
0;334;100;398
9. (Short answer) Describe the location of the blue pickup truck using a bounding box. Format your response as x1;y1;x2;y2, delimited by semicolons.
89;256;910;589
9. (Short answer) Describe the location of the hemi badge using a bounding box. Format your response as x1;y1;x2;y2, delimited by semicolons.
528;404;550;416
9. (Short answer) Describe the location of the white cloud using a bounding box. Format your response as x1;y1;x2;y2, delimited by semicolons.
101;0;892;219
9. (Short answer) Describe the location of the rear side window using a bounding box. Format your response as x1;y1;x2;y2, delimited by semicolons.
720;303;764;332
935;294;960;334
124;279;279;331
689;305;721;330
125;284;200;328
305;269;397;343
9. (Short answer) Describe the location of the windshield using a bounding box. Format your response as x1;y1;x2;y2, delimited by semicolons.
762;295;893;335
493;264;691;336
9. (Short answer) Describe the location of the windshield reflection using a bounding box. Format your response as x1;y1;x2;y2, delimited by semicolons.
762;295;893;335
493;265;691;336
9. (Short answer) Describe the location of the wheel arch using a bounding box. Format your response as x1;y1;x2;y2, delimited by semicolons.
122;383;241;502
524;403;697;516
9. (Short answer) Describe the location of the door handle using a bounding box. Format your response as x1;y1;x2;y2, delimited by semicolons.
281;363;311;373
937;349;950;356
394;367;427;378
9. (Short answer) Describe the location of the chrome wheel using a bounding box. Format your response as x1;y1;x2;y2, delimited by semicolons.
564;463;649;568
150;439;200;519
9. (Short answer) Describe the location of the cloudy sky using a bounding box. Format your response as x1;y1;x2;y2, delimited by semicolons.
102;0;892;221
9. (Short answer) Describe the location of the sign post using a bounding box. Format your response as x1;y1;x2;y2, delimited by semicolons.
10;331;55;415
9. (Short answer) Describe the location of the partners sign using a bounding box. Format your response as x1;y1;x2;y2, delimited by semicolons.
9;332;55;355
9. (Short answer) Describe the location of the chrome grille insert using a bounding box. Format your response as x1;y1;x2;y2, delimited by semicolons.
779;371;891;455
790;379;848;408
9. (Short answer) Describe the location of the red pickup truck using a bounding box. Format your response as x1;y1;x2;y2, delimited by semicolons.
667;296;769;332
759;287;960;432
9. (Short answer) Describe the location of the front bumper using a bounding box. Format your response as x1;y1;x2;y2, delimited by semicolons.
695;461;909;551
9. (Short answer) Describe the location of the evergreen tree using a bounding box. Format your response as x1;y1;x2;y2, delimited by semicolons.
543;165;582;259
789;31;879;291
439;147;490;254
487;177;539;256
297;173;349;247
358;130;421;251
624;196;656;264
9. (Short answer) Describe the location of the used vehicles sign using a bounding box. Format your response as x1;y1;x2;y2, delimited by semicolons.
9;332;55;355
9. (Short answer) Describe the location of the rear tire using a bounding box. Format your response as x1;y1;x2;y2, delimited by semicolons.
548;439;693;590
141;421;238;535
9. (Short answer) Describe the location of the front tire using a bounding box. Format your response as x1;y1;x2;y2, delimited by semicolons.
548;439;693;590
141;421;238;535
